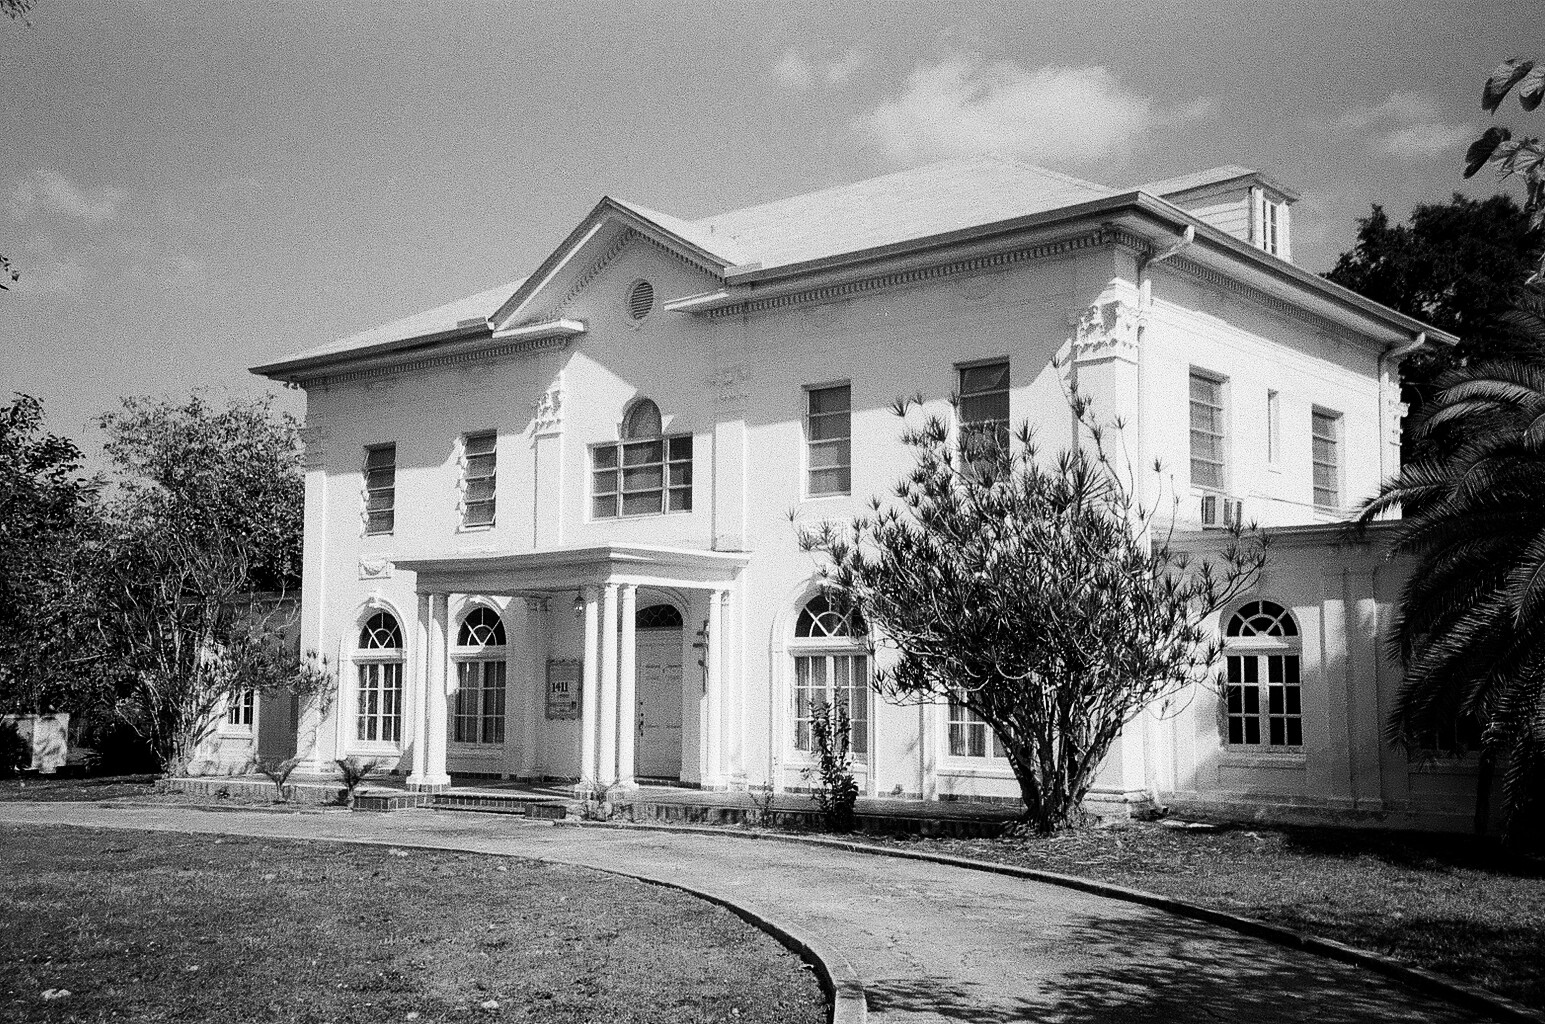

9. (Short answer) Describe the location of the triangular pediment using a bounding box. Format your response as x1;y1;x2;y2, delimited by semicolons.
489;198;737;332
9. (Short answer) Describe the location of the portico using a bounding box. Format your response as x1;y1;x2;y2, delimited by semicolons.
393;543;749;794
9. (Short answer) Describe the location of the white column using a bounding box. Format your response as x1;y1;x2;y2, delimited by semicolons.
705;587;725;787
617;584;638;787
407;592;431;788
578;586;600;787
521;597;547;779
422;593;452;789
598;583;621;785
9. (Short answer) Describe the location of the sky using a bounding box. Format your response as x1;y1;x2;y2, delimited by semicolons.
2;0;1539;452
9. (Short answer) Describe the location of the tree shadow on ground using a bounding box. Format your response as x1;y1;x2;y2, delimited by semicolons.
864;910;1481;1024
1269;824;1545;879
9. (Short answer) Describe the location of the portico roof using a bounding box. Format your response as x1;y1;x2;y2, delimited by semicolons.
393;542;751;595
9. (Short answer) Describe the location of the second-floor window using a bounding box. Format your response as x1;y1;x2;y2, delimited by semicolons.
461;432;497;528
806;383;851;497
1312;408;1341;510
592;398;692;518
1189;371;1226;491
958;360;1010;455
364;444;396;535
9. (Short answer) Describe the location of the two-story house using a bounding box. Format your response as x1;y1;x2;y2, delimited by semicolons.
251;155;1471;828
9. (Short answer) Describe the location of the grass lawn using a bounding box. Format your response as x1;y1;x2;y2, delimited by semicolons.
0;824;828;1024
0;774;161;802
872;819;1545;1009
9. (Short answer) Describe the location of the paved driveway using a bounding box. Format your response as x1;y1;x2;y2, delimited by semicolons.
0;802;1487;1024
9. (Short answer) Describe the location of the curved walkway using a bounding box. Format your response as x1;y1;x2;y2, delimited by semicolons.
0;802;1489;1024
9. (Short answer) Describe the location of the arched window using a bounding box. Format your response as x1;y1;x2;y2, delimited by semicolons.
355;611;404;744
789;593;870;760
1223;600;1302;748
453;605;506;746
592;397;692;519
622;399;662;440
637;603;683;629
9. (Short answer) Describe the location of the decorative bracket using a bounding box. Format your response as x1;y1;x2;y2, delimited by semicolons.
1071;300;1140;365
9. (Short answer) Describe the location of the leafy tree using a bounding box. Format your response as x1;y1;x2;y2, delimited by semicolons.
0;394;98;715
799;392;1266;832
1325;195;1542;390
85;393;325;773
1467;58;1545;282
1355;295;1545;840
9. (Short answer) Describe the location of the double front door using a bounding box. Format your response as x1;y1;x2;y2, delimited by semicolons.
635;627;683;779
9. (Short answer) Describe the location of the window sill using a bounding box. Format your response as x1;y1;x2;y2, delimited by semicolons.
1406;757;1481;776
785;754;870;773
449;744;506;755
457;523;496;534
590;509;694;524
216;726;254;739
936;763;1015;780
1220;749;1306;768
801;491;852;503
348;742;403;755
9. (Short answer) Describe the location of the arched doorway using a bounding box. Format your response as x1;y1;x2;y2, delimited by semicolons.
634;602;684;780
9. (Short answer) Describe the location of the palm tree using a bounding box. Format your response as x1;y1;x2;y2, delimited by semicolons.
1358;289;1545;838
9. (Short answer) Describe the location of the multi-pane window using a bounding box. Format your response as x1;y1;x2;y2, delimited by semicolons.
355;612;404;744
226;688;255;729
790;594;869;759
1262;199;1280;255
806;384;851;496
1224;600;1302;748
364;444;396;535
453;607;507;745
461;432;497;528
1189;372;1226;491
592;399;692;518
958;360;1010;454
948;696;1006;759
1312;409;1341;509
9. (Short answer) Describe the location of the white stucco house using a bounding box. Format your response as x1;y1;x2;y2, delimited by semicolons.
251;156;1474;828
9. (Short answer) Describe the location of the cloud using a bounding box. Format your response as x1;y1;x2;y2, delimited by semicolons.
860;59;1208;167
772;47;866;91
1339;92;1474;159
10;168;124;223
10;254;88;295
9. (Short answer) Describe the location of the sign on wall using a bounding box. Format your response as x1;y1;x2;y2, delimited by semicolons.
545;659;582;719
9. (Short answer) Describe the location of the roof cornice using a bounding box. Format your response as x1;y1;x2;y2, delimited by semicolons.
663;190;1457;348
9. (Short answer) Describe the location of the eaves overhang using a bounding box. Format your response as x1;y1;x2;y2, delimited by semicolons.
664;191;1457;350
251;318;586;387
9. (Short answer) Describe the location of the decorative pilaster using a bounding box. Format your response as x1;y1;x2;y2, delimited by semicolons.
617;585;638;788
521;597;547;779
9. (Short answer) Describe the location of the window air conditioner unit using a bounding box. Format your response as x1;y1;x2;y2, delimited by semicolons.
1200;495;1243;529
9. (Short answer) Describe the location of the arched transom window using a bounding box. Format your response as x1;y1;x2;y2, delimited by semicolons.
1224;600;1302;748
453;605;506;746
790;593;870;760
355;611;404;744
637;603;683;629
592;397;692;519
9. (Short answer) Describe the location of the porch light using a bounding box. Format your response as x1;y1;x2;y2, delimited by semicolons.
573;592;585;619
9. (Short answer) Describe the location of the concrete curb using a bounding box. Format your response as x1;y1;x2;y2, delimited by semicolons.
555;817;1542;1024
12;814;864;1024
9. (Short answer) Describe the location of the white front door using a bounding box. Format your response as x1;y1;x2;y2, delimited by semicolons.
635;628;684;779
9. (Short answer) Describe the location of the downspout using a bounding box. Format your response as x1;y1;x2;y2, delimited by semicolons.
1378;331;1426;484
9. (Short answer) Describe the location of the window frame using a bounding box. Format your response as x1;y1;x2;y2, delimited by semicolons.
221;687;256;736
590;434;693;520
1265;390;1280;470
460;431;498;530
788;594;872;765
363;443;397;536
804;381;852;498
946;693;1008;762
353;611;405;750
1311;407;1342;511
1222;600;1304;755
451;605;508;748
1189;369;1228;493
955;357;1011;455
